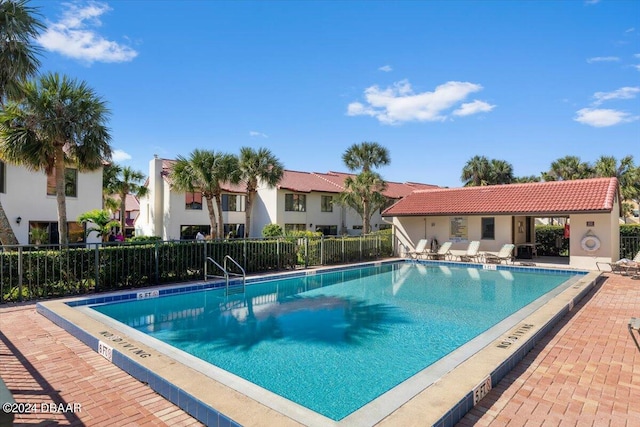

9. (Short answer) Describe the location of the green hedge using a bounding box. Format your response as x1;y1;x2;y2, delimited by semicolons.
0;235;389;303
535;225;569;256
620;224;640;237
535;224;640;258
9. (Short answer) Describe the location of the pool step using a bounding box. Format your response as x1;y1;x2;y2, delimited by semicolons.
226;285;245;296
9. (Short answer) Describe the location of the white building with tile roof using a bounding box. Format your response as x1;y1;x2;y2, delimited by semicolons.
135;157;437;240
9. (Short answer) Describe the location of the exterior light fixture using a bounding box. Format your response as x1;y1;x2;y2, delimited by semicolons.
16;216;21;225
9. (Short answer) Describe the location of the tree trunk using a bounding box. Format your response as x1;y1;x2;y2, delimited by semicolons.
245;190;255;238
55;148;69;246
362;197;370;234
205;196;217;238
0;201;19;245
214;193;224;238
119;192;126;236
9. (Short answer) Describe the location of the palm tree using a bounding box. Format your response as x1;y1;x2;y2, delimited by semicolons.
461;155;491;186
171;149;240;238
238;147;284;238
593;155;639;221
102;163;122;213
342;141;390;173
339;171;388;234
0;0;44;245
594;155;639;199
340;142;390;234
513;175;541;183
488;159;514;185
108;166;148;235
77;209;120;241
0;0;43;104
542;156;593;181
0;72;112;245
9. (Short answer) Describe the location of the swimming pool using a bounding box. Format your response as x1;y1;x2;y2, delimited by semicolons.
92;262;580;420
36;260;599;427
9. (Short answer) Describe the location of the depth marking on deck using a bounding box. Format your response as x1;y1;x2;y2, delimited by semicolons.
496;323;535;349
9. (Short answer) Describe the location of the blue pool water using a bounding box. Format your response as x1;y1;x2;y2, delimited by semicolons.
91;262;580;421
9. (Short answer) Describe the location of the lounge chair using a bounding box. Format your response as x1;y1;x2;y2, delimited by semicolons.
458;241;481;262
425;241;452;260
596;251;640;276
483;244;515;264
407;239;430;259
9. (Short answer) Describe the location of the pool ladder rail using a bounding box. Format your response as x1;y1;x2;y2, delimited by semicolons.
205;255;246;295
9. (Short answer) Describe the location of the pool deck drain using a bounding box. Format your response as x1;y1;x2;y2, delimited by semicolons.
2;265;637;426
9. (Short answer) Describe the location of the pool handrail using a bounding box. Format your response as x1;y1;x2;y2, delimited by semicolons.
205;256;246;295
224;255;246;294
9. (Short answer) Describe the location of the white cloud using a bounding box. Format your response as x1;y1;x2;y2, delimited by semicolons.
378;65;393;72
453;100;496;116
592;86;640;105
584;0;600;4
249;131;268;138
574;108;638;127
586;56;620;63
37;1;138;64
112;149;132;162
346;79;494;124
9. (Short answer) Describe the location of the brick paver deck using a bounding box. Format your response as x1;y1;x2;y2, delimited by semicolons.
458;273;640;427
0;303;204;427
1;272;638;426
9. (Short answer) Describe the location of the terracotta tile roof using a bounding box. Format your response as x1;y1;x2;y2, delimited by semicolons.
109;194;140;211
383;177;619;217
278;170;345;193
155;159;436;197
280;170;437;198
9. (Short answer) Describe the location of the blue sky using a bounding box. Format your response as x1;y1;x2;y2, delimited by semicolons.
30;0;639;187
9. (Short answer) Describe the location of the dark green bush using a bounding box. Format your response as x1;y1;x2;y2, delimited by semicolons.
262;224;283;237
534;225;569;256
0;234;395;303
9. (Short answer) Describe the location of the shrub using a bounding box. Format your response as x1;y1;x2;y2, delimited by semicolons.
129;235;163;243
262;223;283;237
535;225;568;256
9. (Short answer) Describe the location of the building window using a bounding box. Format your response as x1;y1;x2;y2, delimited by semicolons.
223;223;245;238
0;161;5;193
180;225;209;240
321;195;333;212
481;217;495;240
185;192;203;210
222;194;245;212
29;221;85;244
285;194;306;212
285;223;306;233
315;225;338;235
47;168;77;197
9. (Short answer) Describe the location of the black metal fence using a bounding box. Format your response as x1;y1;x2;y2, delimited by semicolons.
620;236;640;259
0;234;392;304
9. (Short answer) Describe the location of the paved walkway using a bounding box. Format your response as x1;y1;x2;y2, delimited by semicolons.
458;273;640;427
0;273;638;427
0;303;204;427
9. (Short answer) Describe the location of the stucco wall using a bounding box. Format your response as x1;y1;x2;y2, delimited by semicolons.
568;212;619;270
1;163;103;244
393;215;514;255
